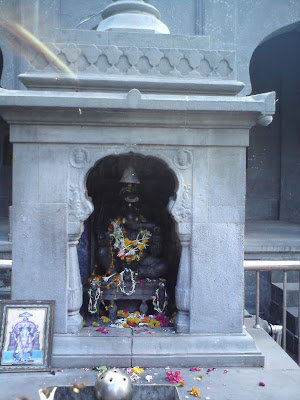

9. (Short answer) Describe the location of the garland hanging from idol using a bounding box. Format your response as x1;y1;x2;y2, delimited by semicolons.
88;217;168;313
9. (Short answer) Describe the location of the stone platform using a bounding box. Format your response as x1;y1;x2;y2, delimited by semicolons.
52;326;263;368
0;317;299;400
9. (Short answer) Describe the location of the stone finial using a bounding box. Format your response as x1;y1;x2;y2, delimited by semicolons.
97;0;170;34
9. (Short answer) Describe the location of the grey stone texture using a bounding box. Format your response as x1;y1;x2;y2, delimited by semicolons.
0;79;274;364
0;0;283;366
51;327;263;368
1;0;299;240
11;202;68;332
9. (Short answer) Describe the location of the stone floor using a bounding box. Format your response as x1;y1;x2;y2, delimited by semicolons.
0;317;299;400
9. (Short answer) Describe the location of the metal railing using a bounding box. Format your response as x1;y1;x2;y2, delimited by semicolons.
244;260;300;366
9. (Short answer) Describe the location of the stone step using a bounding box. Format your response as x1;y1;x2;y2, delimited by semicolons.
271;282;299;307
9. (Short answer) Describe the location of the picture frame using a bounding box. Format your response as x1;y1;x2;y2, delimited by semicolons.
0;300;55;372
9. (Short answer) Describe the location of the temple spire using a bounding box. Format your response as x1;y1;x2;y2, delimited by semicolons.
97;0;170;34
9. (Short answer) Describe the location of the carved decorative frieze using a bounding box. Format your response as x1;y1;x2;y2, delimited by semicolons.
174;149;193;170
29;43;235;80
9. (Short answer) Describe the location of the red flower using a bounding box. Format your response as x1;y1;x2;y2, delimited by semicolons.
154;313;170;327
96;327;110;334
166;370;184;384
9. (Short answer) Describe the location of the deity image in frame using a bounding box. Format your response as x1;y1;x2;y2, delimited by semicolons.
0;301;55;372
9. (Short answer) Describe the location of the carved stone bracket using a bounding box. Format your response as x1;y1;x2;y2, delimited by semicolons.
68;183;94;222
172;184;192;223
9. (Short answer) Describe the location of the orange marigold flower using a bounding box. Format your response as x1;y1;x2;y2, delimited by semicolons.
149;319;161;328
142;239;148;244
132;240;137;246
141;317;150;324
137;244;144;251
189;387;200;397
124;238;131;247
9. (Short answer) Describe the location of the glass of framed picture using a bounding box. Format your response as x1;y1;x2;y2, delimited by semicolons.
0;300;55;372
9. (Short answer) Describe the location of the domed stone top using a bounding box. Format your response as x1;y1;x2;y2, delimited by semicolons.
97;0;170;34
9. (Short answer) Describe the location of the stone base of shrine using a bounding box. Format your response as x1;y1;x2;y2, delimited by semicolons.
52;327;264;368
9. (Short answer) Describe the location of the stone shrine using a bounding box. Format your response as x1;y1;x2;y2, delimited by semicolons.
0;0;275;367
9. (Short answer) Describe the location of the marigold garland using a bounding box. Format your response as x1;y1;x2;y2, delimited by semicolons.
108;218;152;265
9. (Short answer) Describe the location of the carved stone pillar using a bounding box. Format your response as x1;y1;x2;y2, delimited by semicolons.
67;232;83;333
175;230;191;333
67;169;94;333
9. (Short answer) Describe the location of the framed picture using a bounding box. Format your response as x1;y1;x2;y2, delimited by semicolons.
0;300;55;372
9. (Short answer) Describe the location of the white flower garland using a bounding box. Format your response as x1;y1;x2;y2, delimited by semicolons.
88;282;102;314
118;268;136;296
109;219;152;259
152;284;168;313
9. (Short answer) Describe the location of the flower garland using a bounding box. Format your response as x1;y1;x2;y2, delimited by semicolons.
108;218;152;265
152;283;168;313
118;268;136;296
88;281;102;314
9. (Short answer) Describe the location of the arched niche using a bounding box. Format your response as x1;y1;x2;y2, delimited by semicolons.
67;146;192;333
78;153;181;317
246;27;300;222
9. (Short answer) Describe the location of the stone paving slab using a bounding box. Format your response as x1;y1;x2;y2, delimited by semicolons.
0;318;299;400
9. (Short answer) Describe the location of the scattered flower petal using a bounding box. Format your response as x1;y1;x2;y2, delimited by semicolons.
190;367;201;372
224;369;228;373
57;369;63;372
130;372;140;382
166;370;184;384
96;327;110;334
188;387;201;397
193;376;203;381
206;369;212;373
93;365;107;373
73;388;80;394
206;387;211;390
92;322;100;327
145;375;153;382
259;381;265;387
49;370;55;375
127;368;133;374
132;366;144;374
205;397;211;400
177;380;185;387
